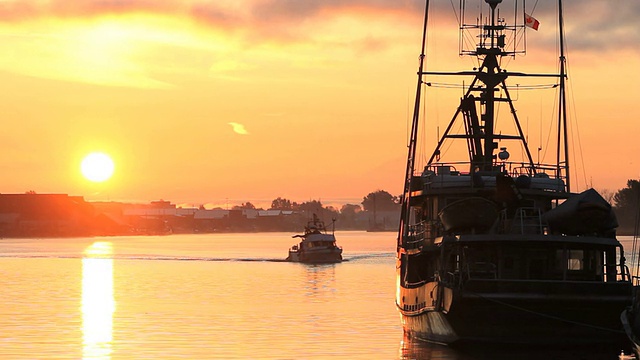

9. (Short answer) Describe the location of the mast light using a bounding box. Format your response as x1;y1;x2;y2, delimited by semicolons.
498;147;510;161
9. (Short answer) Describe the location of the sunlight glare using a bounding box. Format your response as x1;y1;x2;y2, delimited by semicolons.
82;241;115;359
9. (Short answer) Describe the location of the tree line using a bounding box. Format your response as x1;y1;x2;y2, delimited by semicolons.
227;180;640;235
611;179;640;235
227;190;401;230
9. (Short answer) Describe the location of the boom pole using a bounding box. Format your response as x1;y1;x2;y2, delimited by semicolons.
399;0;430;245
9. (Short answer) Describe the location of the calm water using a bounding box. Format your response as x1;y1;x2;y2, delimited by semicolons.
0;232;634;359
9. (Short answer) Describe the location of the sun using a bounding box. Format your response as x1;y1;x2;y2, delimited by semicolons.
81;152;115;182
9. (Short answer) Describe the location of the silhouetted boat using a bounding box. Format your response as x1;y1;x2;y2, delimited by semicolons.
286;214;342;264
396;0;632;347
621;206;640;357
621;307;640;358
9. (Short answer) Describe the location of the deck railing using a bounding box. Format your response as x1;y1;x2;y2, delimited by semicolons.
402;220;437;249
418;161;566;189
402;224;425;250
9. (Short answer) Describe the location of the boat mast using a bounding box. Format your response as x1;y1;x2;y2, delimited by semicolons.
399;0;430;244
557;0;570;191
424;0;542;174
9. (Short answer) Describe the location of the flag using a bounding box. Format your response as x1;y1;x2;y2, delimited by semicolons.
525;13;540;31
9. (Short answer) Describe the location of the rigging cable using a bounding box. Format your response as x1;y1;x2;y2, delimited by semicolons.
544;0;560;174
450;0;460;24
541;83;559;167
419;3;434;170
633;186;640;280
419;82;427;169
565;52;589;191
531;0;540;14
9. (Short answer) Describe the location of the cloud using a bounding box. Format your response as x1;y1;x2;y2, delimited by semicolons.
249;0;419;21
228;122;249;135
0;0;172;22
0;0;635;89
0;1;422;41
489;1;640;53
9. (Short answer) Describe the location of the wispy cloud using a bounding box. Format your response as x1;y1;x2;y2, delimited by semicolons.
0;0;635;89
228;122;249;135
0;1;421;41
489;1;640;53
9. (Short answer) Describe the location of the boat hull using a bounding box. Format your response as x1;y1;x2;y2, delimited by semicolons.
400;280;632;346
401;310;459;344
286;248;342;264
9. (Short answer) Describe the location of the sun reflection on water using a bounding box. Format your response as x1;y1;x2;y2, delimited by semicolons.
82;241;115;359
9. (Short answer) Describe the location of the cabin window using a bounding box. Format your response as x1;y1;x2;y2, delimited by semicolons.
400;253;434;287
565;248;604;281
443;250;459;275
463;246;497;279
499;247;522;279
461;245;605;281
567;250;583;271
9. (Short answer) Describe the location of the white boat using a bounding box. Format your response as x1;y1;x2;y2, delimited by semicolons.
286;214;342;264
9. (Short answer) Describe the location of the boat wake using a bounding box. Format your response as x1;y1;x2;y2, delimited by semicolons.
1;252;394;263
343;253;394;262
0;254;290;262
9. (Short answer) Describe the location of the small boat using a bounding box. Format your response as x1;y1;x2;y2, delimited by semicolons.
286;214;342;264
396;0;632;347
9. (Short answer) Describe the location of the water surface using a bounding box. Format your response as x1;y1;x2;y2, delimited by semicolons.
0;232;633;359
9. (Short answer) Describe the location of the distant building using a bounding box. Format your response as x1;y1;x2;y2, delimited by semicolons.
0;193;95;237
0;194;401;237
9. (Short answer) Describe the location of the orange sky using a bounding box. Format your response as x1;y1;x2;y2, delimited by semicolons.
0;0;638;209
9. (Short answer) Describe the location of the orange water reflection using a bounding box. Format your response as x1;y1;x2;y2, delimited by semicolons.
82;242;115;359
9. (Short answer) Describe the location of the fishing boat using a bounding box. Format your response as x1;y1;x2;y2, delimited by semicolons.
286;214;342;264
396;0;632;347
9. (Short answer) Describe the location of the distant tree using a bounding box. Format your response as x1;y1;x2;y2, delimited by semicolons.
598;188;615;204
298;200;323;214
271;197;292;210
232;202;256;210
340;204;362;228
340;203;362;215
324;206;340;222
325;205;338;213
25;190;37;194
612;180;640;232
361;190;400;212
613;180;640;209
